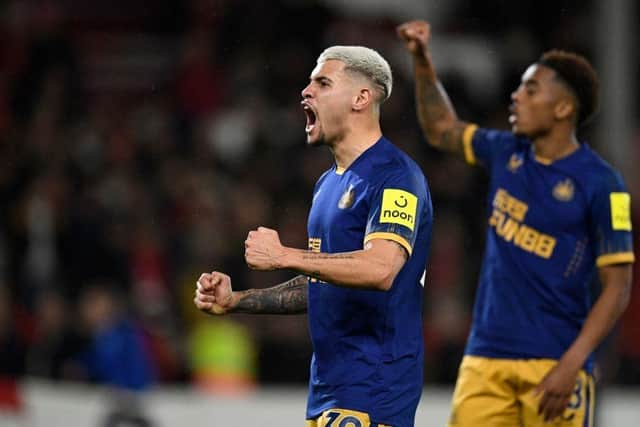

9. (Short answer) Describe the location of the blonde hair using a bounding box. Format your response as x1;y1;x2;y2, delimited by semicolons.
317;45;392;103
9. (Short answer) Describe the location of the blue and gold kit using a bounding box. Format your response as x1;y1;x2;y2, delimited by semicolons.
462;126;635;371
306;137;432;427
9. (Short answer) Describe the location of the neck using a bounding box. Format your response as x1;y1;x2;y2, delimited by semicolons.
531;125;579;162
330;121;382;170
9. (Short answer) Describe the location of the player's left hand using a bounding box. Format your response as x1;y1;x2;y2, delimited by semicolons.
245;226;288;270
533;360;579;422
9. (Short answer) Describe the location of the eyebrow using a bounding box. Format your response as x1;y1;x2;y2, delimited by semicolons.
310;75;333;85
523;79;539;89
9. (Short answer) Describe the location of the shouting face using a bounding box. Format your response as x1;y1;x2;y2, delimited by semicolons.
301;59;360;146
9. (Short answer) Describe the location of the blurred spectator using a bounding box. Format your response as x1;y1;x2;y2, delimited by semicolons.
77;283;154;426
77;283;153;389
26;290;85;380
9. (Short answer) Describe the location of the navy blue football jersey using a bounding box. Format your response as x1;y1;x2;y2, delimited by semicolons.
306;136;433;427
462;126;634;372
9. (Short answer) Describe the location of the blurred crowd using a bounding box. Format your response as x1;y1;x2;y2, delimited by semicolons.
0;0;638;404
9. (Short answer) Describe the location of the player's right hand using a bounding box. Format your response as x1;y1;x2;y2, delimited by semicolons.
396;20;431;58
194;271;234;315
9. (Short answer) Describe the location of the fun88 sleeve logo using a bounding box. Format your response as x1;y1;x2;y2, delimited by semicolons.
380;189;418;231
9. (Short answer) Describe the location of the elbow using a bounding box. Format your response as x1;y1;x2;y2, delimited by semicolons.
372;267;397;292
420;121;454;148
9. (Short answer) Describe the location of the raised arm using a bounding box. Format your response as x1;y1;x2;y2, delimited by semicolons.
397;20;472;157
195;272;307;315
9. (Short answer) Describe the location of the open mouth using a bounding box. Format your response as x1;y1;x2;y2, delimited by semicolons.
302;103;317;134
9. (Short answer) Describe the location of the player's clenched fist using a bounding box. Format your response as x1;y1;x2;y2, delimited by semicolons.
396;20;431;59
245;226;288;271
194;271;235;315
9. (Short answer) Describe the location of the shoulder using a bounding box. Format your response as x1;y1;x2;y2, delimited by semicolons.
476;128;530;152
570;146;628;201
375;139;427;184
467;127;529;165
577;146;626;188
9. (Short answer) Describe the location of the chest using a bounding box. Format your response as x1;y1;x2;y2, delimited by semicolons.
308;174;372;238
489;156;588;234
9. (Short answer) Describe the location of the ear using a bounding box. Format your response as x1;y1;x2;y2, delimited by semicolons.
554;98;576;121
352;87;373;111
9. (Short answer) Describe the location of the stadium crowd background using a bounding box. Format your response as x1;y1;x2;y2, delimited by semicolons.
0;0;638;406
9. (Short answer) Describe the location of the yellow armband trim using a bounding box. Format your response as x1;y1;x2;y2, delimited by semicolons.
596;252;635;267
463;124;478;165
364;232;412;256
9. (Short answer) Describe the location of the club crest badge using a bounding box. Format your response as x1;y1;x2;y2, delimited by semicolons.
507;153;523;173
338;185;355;209
553;178;574;202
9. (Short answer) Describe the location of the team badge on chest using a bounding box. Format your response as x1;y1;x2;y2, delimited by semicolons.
507;153;524;173
338;184;355;209
553;178;574;202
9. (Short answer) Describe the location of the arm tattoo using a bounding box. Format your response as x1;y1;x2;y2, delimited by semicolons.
440;122;469;154
416;79;452;125
234;275;307;314
415;70;468;156
301;254;355;260
301;252;355;282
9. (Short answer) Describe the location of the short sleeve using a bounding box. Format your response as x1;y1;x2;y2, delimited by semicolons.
363;170;430;256
589;171;635;267
464;125;519;169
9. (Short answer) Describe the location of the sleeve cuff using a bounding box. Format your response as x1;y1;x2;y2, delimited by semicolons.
462;124;478;165
596;252;635;267
364;232;412;256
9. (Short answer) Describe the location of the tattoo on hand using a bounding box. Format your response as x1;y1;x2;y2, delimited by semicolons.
235;275;307;314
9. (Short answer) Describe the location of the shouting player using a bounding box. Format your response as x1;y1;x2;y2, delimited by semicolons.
195;46;433;427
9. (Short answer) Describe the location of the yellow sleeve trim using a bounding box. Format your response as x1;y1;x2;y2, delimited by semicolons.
364;232;412;256
462;124;478;165
596;252;635;267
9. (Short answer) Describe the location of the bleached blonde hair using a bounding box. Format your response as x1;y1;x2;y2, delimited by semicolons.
317;45;393;104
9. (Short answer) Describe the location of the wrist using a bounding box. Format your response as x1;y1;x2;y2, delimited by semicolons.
559;348;587;372
227;290;247;313
277;246;297;270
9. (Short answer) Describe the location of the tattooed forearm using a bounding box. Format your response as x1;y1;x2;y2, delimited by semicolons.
301;254;355;260
416;80;452;125
234;275;307;314
439;122;469;153
415;64;468;156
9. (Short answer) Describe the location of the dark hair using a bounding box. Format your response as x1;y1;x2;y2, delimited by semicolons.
537;50;599;126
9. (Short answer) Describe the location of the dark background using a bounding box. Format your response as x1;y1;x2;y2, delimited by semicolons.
0;0;638;394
